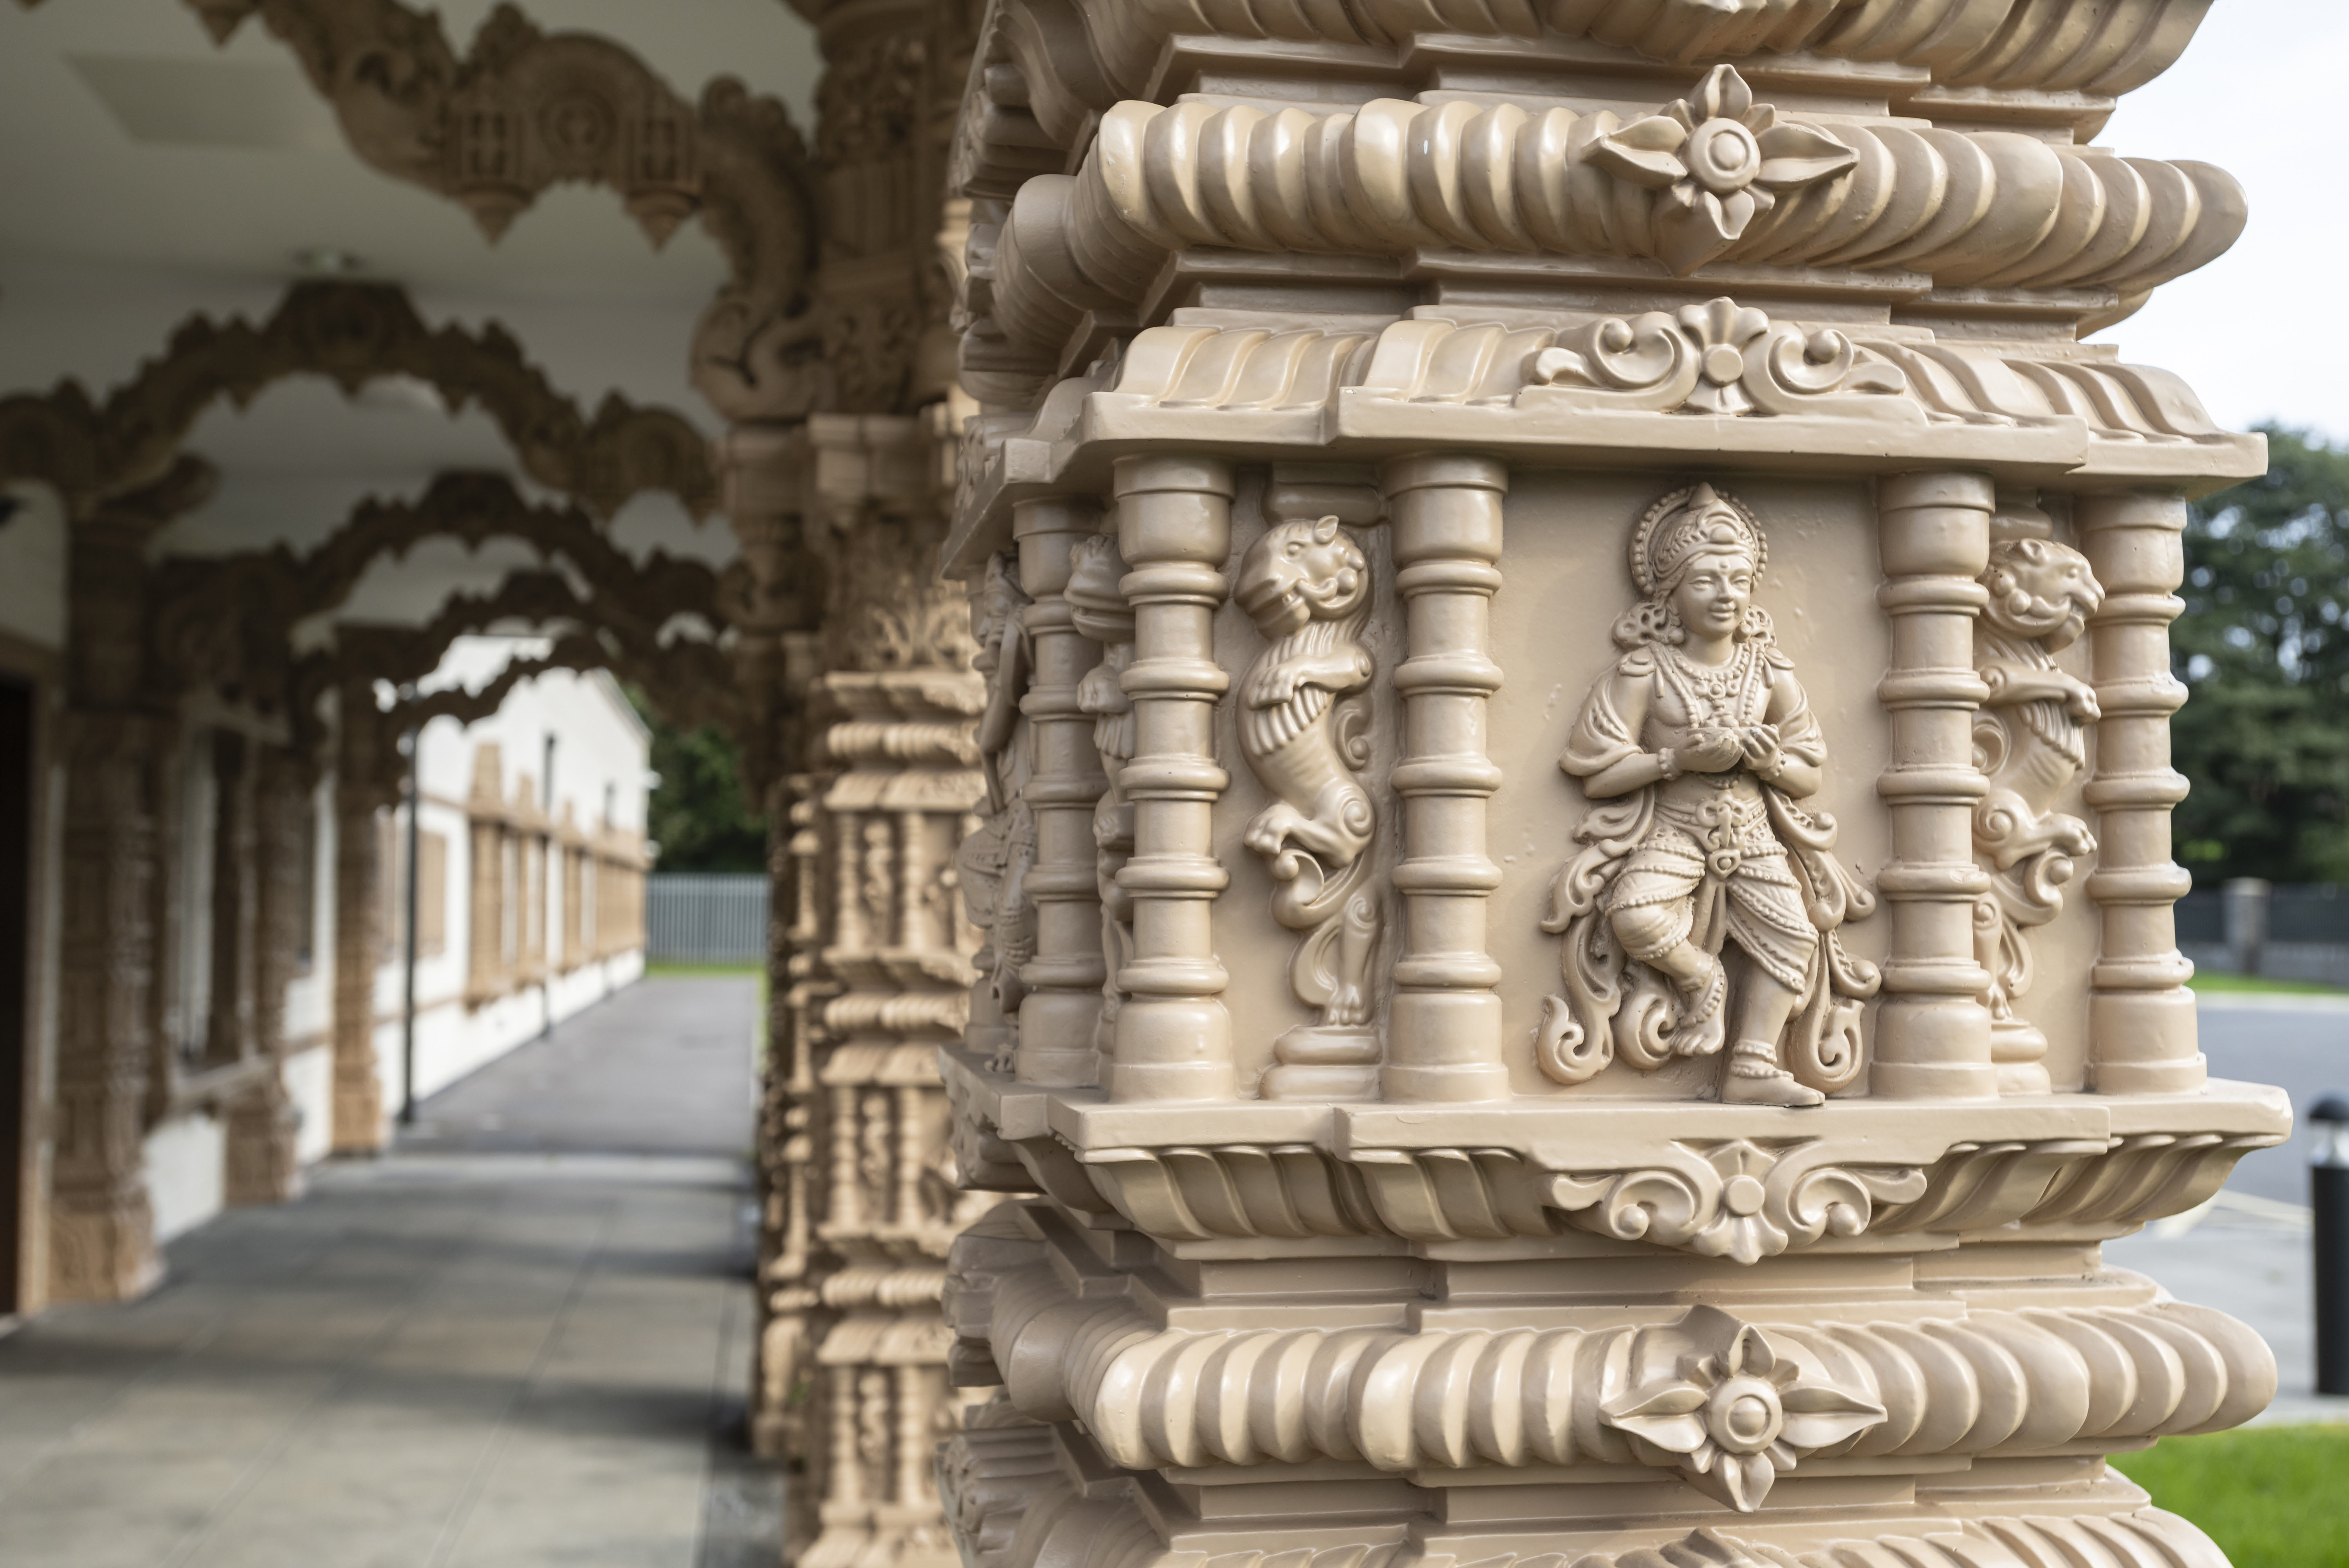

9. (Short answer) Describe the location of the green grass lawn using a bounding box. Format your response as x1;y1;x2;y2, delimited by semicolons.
2189;972;2349;996
2110;1426;2349;1566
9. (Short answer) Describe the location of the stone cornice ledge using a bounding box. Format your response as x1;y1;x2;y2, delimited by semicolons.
941;1044;2287;1258
942;310;2264;576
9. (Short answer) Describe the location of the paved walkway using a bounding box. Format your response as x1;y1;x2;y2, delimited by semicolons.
0;975;778;1568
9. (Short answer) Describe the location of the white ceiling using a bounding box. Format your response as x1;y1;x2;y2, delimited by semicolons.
0;0;821;638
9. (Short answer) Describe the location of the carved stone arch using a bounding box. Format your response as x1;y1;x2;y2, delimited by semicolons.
304;563;738;786
12;0;828;420
144;469;729;718
0;280;717;521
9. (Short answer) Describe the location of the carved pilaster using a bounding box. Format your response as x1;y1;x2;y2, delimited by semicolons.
330;691;392;1155
2081;493;2203;1096
1380;454;1511;1103
1872;474;1997;1101
48;715;161;1303
1106;456;1235;1102
1007;500;1105;1088
226;743;309;1204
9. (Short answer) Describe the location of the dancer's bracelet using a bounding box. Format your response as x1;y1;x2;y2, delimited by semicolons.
1654;749;1683;782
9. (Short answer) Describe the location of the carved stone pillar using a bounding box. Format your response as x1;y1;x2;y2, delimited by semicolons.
226;743;307;1205
1872;473;1997;1101
937;16;2287;1568
1009;499;1106;1089
1381;453;1512;1104
48;716;162;1303
1106;455;1235;1103
2080;492;2204;1096
330;684;395;1154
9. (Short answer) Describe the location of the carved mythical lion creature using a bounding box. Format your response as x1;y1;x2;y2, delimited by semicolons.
1972;535;2104;1092
1234;516;1383;1094
1236;517;1377;873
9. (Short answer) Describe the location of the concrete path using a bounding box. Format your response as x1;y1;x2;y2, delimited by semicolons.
0;975;779;1568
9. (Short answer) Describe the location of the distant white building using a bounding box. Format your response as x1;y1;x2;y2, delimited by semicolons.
154;637;653;1240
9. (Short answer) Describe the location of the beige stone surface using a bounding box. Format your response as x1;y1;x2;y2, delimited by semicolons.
936;7;2289;1567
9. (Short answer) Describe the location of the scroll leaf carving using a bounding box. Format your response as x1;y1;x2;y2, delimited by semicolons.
1527;298;1915;422
1234;516;1385;1100
1548;1139;1925;1265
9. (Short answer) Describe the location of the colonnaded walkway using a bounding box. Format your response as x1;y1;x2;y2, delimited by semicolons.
0;975;777;1568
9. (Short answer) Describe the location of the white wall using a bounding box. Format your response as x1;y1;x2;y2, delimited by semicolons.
363;636;651;1124
134;637;652;1255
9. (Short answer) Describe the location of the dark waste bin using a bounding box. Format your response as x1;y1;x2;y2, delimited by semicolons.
2315;1094;2349;1396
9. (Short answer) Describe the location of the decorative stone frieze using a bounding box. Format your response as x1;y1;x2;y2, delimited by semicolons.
938;10;2285;1568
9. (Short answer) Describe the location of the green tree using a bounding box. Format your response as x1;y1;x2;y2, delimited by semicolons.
2172;426;2349;883
631;693;768;873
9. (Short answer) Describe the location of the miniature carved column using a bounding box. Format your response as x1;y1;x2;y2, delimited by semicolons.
1872;473;1997;1100
1109;456;1236;1102
2080;491;2205;1094
226;743;307;1206
1379;454;1511;1102
1011;498;1107;1087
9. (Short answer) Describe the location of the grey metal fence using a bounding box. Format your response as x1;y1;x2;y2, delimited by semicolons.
646;874;769;965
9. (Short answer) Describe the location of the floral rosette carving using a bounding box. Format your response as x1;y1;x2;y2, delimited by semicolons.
1588;65;1859;274
1601;1306;1886;1512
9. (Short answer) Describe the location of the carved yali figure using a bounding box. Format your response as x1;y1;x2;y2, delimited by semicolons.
1972;535;2104;1093
1539;485;1878;1106
1234;515;1384;1101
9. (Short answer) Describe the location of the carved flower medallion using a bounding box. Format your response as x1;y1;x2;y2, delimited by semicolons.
1602;1306;1885;1512
1590;66;1860;274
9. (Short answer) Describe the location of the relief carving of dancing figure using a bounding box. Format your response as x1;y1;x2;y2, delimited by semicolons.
1972;535;2104;1092
1538;485;1878;1106
1234;515;1383;1100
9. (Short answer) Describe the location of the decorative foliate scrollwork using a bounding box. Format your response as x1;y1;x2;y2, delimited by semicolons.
1233;516;1384;1101
1548;1138;1927;1265
1529;296;1913;421
1537;486;1879;1105
1971;536;2106;1093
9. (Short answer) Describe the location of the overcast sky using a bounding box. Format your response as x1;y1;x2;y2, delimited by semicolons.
2088;1;2349;443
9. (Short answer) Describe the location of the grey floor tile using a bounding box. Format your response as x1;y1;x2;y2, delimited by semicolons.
0;978;779;1568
